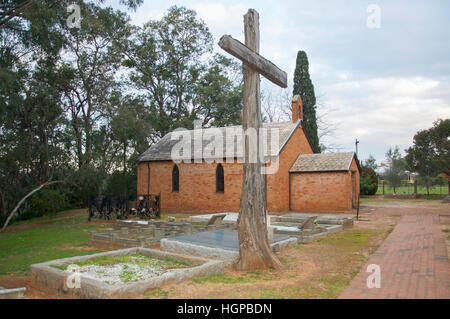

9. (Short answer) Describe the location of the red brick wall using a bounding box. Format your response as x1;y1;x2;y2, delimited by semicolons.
289;157;360;212
137;124;331;214
137;161;242;213
266;124;313;212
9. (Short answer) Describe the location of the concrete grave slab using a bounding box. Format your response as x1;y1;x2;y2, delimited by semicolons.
189;212;353;227
189;212;278;225
30;247;225;299
282;213;354;226
161;229;297;262
0;287;26;299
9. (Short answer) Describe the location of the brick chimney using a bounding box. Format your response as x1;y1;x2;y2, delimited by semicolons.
292;95;303;122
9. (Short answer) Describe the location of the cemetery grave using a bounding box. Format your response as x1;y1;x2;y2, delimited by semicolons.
161;229;297;262
30;248;225;298
52;254;190;285
88;218;235;249
159;212;354;262
28;209;355;298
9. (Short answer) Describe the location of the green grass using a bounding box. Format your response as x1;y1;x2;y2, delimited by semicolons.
376;185;447;195
0;210;106;276
297;276;350;299
144;288;169;299
192;270;276;284
302;229;372;251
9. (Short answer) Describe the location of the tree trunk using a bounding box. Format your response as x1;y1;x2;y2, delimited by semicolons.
1;181;63;232
0;189;6;216
234;9;282;271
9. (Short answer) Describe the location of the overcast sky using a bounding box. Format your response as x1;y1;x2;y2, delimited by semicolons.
112;0;450;164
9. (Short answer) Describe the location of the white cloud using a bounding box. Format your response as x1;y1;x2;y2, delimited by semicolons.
320;76;450;162
118;1;450;164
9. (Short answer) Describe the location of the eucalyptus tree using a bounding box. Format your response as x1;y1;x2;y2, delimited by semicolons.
120;6;242;142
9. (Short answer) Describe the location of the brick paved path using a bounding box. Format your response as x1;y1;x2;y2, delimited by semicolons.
340;214;450;299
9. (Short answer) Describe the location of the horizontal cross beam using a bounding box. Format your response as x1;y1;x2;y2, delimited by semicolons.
218;35;287;88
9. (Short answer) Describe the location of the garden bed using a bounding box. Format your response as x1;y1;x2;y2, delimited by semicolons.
30;247;225;298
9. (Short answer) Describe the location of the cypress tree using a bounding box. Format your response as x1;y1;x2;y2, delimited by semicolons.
292;51;320;153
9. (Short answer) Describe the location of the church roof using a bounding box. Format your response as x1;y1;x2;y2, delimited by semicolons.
138;121;301;162
290;152;357;173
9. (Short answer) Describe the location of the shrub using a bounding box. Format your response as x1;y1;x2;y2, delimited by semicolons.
360;167;378;195
30;188;70;216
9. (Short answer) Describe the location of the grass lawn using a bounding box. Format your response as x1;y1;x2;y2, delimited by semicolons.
0;209;107;277
376;184;448;195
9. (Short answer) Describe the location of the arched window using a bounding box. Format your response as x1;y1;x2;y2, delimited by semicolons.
172;165;179;192
216;164;224;193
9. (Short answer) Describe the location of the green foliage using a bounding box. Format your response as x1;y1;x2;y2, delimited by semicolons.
405;119;449;194
383;146;406;192
363;155;378;171
122;6;242;140
30;188;70;216
105;171;136;196
0;4;244;221
360;166;378;195
292;51;319;153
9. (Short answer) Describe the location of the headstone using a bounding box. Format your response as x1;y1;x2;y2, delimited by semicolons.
207;214;227;226
298;216;318;231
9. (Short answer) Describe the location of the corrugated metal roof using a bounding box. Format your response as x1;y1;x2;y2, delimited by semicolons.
138;121;300;162
289;152;355;173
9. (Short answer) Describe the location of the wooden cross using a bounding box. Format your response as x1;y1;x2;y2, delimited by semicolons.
218;9;286;270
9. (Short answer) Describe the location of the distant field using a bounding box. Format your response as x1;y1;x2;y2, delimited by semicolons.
376;185;448;195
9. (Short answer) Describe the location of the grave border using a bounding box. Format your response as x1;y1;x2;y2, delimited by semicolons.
30;247;225;298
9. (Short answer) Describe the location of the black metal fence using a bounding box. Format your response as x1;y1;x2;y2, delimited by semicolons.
88;193;161;220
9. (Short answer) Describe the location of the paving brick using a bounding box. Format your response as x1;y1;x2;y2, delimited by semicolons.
340;214;450;299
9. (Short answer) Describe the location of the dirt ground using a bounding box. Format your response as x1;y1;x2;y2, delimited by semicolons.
138;205;400;299
1;198;448;299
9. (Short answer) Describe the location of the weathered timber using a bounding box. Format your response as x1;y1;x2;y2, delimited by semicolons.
218;35;287;88
233;9;283;271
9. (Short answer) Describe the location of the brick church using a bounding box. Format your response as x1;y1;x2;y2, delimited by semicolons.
137;96;360;213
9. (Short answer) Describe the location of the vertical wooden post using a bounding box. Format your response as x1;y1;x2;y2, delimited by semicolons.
235;9;282;271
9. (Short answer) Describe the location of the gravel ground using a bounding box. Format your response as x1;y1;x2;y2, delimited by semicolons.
76;262;166;285
65;255;185;285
